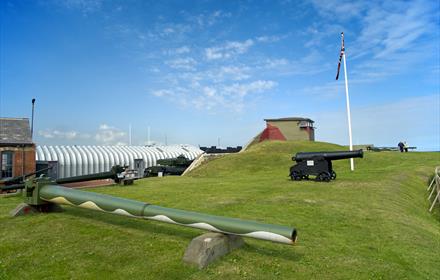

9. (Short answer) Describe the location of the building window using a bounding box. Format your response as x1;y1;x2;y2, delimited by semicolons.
299;121;313;128
1;151;13;178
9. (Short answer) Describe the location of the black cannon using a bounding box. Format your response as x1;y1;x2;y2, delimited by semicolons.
289;150;363;182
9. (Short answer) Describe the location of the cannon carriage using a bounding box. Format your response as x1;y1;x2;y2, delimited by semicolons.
289;150;363;182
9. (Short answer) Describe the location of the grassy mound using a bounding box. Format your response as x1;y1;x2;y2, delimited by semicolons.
1;141;439;279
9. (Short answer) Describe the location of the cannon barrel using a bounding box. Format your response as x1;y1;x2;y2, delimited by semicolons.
0;183;25;191
55;165;125;184
38;184;297;245
293;149;363;162
2;166;53;185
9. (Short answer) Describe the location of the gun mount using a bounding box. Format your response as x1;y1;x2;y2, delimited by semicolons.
289;150;363;182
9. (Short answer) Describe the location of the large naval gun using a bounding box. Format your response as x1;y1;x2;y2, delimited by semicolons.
289;150;363;182
3;167;297;246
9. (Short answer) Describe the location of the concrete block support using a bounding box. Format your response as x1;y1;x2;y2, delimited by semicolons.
183;232;244;269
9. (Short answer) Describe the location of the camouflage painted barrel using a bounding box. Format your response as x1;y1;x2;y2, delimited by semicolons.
39;185;297;245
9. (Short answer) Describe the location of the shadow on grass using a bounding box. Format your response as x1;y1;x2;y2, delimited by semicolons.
241;243;303;262
59;206;303;262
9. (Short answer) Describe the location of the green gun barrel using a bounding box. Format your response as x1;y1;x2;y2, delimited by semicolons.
55;165;125;184
39;185;297;245
0;184;25;191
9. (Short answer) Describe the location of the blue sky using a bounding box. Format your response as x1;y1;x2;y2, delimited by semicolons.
1;0;439;150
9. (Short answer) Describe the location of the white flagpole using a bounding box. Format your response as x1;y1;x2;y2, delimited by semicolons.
129;123;132;145
342;38;354;171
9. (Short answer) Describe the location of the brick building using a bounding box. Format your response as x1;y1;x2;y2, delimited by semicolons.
0;118;35;180
262;117;315;141
247;117;316;147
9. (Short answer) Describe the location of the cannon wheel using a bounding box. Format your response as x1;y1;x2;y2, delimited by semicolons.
290;171;302;181
316;172;331;182
330;171;337;180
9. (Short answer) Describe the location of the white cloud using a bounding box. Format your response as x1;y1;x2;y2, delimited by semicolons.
205;48;223;60
51;0;103;14
151;80;277;113
205;39;254;60
95;124;126;145
38;129;90;140
264;58;289;68
256;35;285;43
352;1;435;60
224;80;277;97
203;86;216;97
188;10;232;28
308;0;438;82
174;46;191;54
162;28;174;35
165;57;197;70
208;66;251;81
310;0;366;20
302;82;344;99
260;51;329;76
152;89;173;97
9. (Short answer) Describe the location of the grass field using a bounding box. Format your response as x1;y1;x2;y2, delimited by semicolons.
1;141;439;279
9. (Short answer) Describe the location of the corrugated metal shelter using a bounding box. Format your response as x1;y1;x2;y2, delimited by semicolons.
36;145;203;178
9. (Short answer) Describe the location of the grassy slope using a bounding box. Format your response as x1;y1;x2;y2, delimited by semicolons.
1;141;439;279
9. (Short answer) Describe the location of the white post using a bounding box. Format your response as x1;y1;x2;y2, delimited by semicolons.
129;124;132;146
342;52;354;171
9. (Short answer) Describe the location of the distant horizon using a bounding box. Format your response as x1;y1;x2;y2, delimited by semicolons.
1;112;439;152
1;1;438;152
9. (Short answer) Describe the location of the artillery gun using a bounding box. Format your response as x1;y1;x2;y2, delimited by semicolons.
156;154;192;166
3;166;298;246
289;150;363;182
0;165;128;192
144;155;193;177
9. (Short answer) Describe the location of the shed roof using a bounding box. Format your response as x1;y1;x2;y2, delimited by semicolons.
264;117;314;123
0;118;33;145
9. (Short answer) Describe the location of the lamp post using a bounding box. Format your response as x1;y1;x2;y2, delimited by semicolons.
31;98;36;139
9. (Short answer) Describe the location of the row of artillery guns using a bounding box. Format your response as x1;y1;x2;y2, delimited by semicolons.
1;166;297;246
289;150;363;182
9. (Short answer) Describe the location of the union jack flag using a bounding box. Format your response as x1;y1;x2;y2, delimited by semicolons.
336;32;345;80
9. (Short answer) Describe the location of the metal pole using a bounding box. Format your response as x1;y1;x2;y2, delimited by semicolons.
342;50;354;171
129;124;132;146
31;98;35;138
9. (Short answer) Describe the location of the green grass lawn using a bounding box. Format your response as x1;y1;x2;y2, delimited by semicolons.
1;141;439;279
